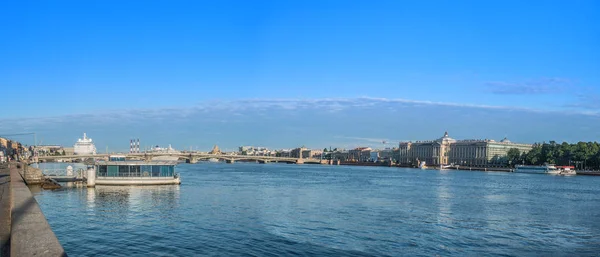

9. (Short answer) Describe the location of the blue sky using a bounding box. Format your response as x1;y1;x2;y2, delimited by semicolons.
1;0;599;151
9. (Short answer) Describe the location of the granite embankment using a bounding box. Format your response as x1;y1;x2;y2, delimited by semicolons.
0;163;11;257
0;162;66;257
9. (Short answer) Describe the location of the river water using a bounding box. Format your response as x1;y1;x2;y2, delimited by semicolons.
32;163;600;256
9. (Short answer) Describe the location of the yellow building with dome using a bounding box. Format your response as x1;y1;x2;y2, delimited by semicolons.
398;132;533;167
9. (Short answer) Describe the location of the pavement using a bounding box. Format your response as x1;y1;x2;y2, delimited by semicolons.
10;163;66;256
0;162;67;257
0;163;11;257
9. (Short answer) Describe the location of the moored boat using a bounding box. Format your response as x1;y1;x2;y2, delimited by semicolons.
88;157;181;186
556;166;576;176
514;164;560;174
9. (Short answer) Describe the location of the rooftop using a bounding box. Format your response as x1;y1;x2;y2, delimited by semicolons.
96;160;179;166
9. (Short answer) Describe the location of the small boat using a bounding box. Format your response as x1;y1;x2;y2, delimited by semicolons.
207;158;219;163
439;164;453;170
419;161;428;170
514;164;560;175
557;166;576;176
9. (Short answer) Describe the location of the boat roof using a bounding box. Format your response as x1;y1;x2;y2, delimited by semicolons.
96;160;178;166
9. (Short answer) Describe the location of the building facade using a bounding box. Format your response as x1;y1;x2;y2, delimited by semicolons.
239;146;272;156
398;132;533;167
348;147;372;162
378;148;398;163
302;149;323;159
331;150;350;161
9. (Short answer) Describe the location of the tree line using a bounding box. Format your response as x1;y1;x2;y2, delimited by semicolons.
507;141;600;170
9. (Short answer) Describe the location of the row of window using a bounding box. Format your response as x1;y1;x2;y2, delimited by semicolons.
97;165;175;177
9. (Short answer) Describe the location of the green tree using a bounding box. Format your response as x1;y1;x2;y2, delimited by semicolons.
519;141;600;170
62;149;66;156
506;148;520;167
323;148;328;152
525;144;542;165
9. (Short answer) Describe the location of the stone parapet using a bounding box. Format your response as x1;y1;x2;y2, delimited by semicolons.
10;163;67;256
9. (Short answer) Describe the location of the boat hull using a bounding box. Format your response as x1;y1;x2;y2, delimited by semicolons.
95;177;181;185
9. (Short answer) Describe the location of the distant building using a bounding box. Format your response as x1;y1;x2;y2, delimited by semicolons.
349;147;372;162
35;145;63;156
290;147;305;158
302;149;323;159
239;146;272;156
0;138;8;162
448;137;532;167
331;150;350;161
148;144;180;154
63;147;75;156
370;151;379;162
287;147;324;159
209;145;221;154
378;148;398;162
398;132;533;167
277;149;292;158
74;133;97;155
0;138;24;161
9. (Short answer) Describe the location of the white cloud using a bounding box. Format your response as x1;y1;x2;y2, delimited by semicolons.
485;77;573;95
1;97;599;130
335;136;406;144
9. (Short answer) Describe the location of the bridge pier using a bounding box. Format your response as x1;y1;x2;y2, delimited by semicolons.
296;159;304;164
226;159;235;164
187;156;198;164
258;160;269;164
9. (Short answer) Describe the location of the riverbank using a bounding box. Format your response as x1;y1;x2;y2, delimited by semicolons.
0;162;67;257
0;163;11;256
336;161;513;172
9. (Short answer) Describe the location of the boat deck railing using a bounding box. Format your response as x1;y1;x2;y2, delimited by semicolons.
96;176;178;180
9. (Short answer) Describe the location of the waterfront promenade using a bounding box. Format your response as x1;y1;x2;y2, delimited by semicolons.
0;164;10;257
0;162;66;257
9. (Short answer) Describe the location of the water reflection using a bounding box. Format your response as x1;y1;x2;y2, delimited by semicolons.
435;171;453;227
87;186;96;209
83;185;180;224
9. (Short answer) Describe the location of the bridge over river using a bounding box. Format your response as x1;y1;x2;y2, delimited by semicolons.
37;152;332;165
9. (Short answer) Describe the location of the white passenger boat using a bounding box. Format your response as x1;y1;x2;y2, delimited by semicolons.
439;164;454;170
88;156;181;186
557;166;576;176
514;164;560;174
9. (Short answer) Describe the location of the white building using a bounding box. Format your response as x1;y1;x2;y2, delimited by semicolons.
148;144;180;154
239;146;272;156
74;133;97;155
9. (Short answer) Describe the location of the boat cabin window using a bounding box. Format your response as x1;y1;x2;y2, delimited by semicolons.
97;164;175;177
